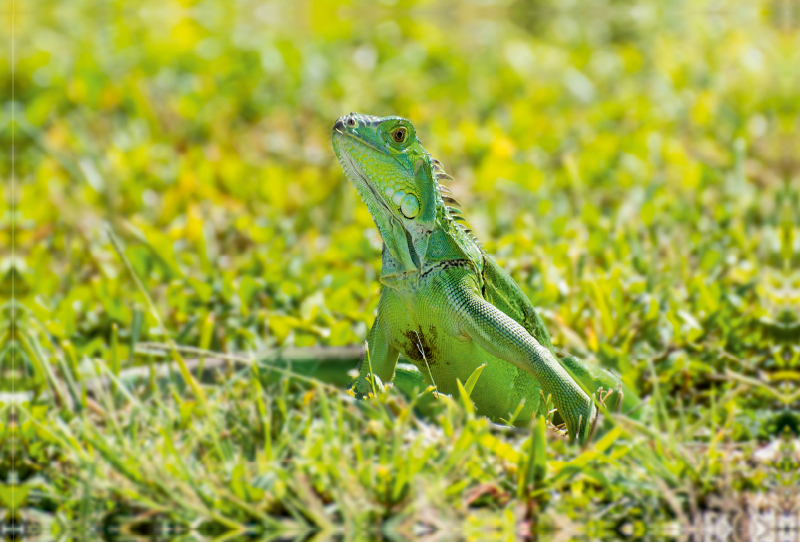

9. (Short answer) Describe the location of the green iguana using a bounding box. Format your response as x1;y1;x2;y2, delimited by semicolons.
332;112;640;442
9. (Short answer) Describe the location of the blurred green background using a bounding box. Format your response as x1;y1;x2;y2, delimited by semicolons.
2;0;799;533
7;0;795;363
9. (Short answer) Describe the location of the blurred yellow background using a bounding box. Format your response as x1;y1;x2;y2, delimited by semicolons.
4;0;796;373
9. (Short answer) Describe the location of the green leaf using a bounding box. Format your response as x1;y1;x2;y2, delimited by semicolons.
455;378;475;415
463;363;486;397
595;427;621;454
0;485;30;509
531;415;547;487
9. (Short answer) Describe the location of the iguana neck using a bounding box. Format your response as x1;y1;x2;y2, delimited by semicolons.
379;161;484;291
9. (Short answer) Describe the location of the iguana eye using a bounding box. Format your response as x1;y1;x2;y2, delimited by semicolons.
348;118;356;127
391;127;407;143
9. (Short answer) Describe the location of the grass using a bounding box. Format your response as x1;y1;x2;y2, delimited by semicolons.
3;0;799;537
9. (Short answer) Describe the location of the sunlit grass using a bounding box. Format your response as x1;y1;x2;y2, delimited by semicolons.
3;0;798;535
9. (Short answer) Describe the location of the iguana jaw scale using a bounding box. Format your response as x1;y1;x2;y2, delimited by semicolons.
336;142;395;217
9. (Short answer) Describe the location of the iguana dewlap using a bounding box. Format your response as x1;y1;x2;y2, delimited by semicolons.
332;112;639;442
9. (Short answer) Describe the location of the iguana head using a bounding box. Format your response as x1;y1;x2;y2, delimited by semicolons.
332;112;441;274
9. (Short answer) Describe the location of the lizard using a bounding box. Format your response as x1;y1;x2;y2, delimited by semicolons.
332;112;640;442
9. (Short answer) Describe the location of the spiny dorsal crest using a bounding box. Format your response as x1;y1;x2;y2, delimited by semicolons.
429;154;484;250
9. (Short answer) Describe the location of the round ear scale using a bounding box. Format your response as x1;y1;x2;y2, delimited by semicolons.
401;194;420;218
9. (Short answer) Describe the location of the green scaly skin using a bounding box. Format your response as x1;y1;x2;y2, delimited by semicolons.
332;113;640;442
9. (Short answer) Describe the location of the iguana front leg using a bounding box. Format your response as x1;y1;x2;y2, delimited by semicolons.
447;283;597;441
350;312;400;397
